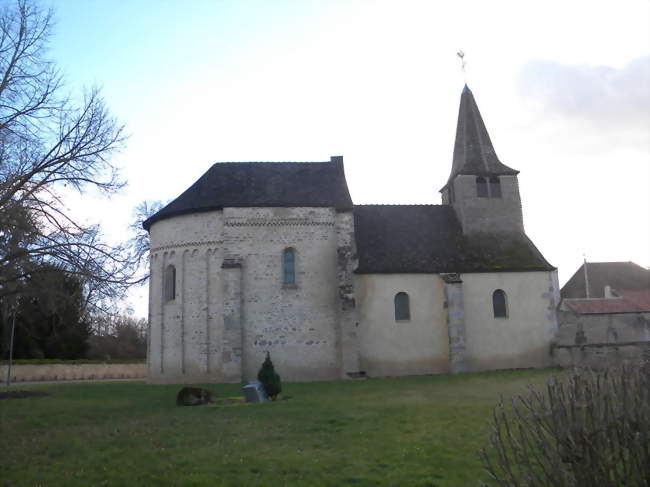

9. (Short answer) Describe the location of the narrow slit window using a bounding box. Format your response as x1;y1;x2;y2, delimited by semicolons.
163;265;176;302
476;177;488;198
492;289;508;318
489;176;502;198
283;248;295;285
394;292;410;321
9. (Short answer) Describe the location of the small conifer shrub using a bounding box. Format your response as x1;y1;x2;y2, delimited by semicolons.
257;352;282;401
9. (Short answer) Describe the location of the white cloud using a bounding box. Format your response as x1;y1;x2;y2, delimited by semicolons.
519;57;650;138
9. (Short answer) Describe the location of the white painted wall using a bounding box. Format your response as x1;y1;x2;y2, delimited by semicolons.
355;274;450;377
460;271;558;371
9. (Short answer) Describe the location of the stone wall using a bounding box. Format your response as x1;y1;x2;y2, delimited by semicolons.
335;211;361;377
1;363;145;382
555;310;650;344
450;174;524;234
553;342;650;369
553;309;650;368
460;270;558;371
149;210;224;384
148;207;347;384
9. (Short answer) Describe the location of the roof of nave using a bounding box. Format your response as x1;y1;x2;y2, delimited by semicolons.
143;156;353;230
442;85;518;190
353;204;554;274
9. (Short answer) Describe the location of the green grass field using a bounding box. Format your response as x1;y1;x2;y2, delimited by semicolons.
0;369;555;487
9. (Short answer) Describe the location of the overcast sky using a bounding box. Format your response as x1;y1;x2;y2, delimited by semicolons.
45;0;650;317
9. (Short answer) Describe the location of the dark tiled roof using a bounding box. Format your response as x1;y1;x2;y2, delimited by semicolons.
561;261;650;299
442;85;518;189
353;205;554;274
143;157;353;229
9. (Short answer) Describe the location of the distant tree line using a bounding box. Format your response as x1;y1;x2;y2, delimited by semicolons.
87;313;147;361
0;264;146;361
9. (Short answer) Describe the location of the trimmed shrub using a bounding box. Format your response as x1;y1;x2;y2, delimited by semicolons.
480;365;650;486
257;352;282;400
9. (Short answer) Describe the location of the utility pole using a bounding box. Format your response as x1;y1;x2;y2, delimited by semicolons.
5;306;16;387
583;254;590;299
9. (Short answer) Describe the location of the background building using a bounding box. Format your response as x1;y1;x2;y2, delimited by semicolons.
554;261;650;368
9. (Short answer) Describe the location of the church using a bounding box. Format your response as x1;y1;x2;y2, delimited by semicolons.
143;86;560;383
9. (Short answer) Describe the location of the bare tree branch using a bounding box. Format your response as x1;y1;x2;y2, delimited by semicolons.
0;0;135;317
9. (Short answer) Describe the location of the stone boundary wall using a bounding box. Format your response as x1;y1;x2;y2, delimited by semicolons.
0;363;146;382
553;341;650;369
554;309;650;368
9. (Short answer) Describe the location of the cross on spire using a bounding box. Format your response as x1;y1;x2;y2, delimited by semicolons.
456;50;467;82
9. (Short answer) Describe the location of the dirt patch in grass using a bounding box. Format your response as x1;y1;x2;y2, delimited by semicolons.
0;390;50;400
211;396;247;407
208;395;291;407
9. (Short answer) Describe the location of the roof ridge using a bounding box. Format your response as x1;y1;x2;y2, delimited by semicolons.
211;160;332;166
354;203;442;207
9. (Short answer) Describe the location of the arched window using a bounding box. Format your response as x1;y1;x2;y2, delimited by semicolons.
394;292;410;321
283;248;295;285
476;177;488;198
489;176;502;198
492;289;508;318
448;183;455;203
163;265;176;302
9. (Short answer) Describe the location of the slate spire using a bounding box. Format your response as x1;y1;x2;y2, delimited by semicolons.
446;85;518;185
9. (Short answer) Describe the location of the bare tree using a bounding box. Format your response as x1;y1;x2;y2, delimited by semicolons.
0;0;136;312
128;200;165;279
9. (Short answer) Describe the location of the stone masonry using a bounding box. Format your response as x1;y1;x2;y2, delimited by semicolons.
148;207;355;383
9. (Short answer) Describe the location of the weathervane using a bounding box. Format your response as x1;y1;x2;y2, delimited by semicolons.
456;50;467;82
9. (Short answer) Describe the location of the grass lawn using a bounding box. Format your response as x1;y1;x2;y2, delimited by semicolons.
0;369;555;487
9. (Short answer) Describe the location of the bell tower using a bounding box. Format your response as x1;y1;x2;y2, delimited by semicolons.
440;85;524;235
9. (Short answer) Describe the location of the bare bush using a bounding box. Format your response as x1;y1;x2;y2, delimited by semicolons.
481;366;650;487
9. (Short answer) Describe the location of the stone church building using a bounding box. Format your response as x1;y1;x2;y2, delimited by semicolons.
143;86;560;383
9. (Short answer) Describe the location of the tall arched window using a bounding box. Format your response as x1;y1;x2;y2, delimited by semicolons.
394;292;410;321
492;289;508;318
283;248;295;285
163;265;176;302
489;176;502;198
476;177;488;197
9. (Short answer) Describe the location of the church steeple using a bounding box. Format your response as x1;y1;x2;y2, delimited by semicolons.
446;85;518;186
441;85;525;235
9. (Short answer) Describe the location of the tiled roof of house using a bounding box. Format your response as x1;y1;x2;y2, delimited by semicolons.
561;261;650;299
143;156;353;229
442;85;518;190
353;204;554;274
563;290;650;314
560;261;650;314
